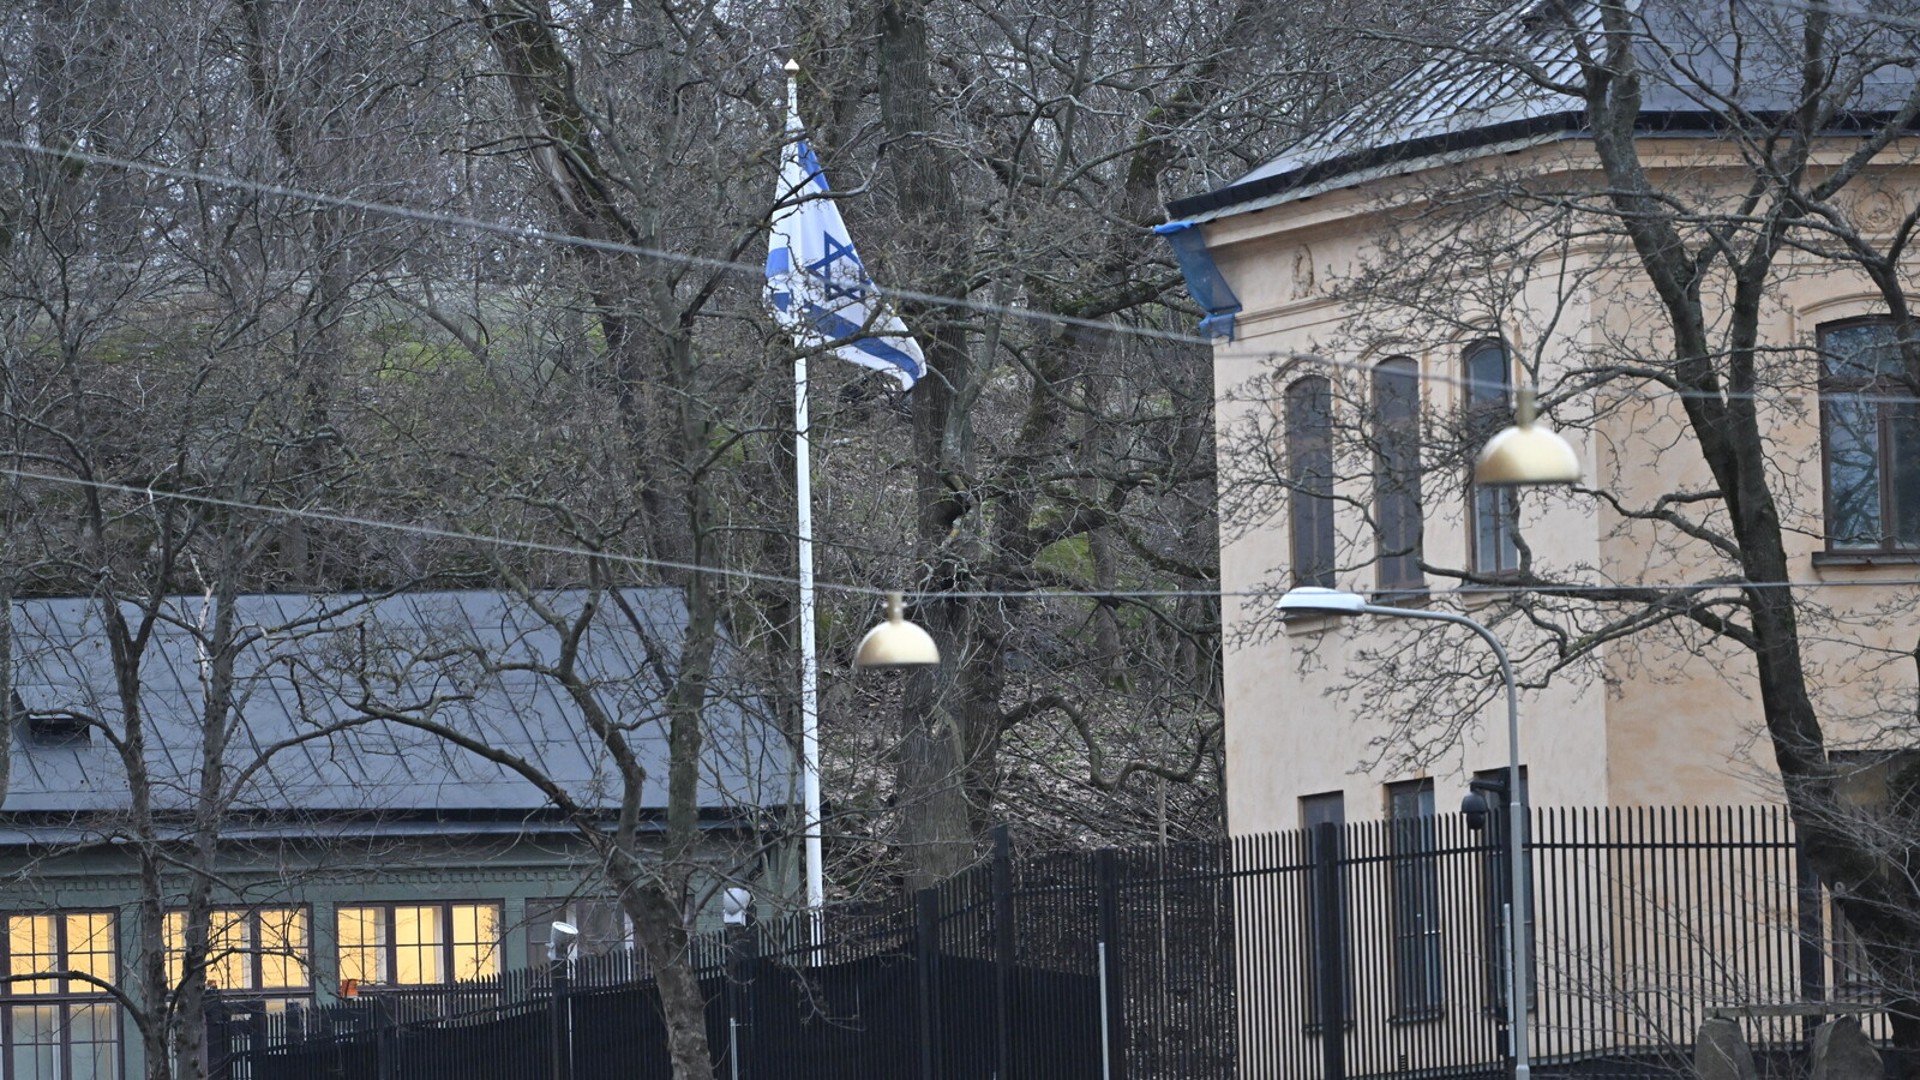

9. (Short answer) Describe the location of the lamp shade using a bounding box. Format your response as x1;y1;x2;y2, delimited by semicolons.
1473;387;1581;487
1276;586;1368;615
853;592;940;668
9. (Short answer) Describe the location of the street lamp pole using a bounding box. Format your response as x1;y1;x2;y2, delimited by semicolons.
1277;587;1531;1080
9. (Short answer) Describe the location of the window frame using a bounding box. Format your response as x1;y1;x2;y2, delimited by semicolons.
0;910;123;1080
1385;779;1445;1021
1372;357;1426;593
1817;317;1920;555
334;901;503;989
1464;341;1522;577
523;898;635;972
1299;792;1353;1033
1286;375;1338;590
1471;767;1535;1014
163;906;312;997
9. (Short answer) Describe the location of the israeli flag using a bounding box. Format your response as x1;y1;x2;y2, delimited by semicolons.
766;95;927;391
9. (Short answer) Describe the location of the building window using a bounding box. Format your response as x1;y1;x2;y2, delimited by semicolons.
1287;376;1337;589
1299;793;1351;1032
1373;358;1424;591
336;903;502;988
2;912;120;1080
524;899;634;971
1387;780;1444;1019
164;908;310;998
1471;767;1534;1012
1820;319;1919;552
1465;342;1521;575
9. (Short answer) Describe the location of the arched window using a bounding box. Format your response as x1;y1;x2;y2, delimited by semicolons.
1373;358;1424;591
1820;318;1919;553
1465;342;1521;575
1286;376;1336;589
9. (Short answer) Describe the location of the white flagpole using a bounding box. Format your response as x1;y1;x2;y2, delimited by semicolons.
786;59;826;947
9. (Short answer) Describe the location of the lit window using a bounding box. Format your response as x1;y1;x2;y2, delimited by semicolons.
1465;342;1521;575
1286;376;1337;589
1820;319;1920;552
1372;358;1424;591
164;908;310;993
336;906;386;987
336;904;502;987
2;911;121;1080
449;906;500;983
394;906;444;985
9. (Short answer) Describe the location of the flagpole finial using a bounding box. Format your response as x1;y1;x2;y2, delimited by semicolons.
783;58;802;125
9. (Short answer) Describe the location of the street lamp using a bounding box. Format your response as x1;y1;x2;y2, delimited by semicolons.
853;591;940;668
1277;585;1534;1080
1473;387;1581;487
768;590;935;949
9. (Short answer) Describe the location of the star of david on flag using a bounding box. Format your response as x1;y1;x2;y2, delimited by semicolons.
766;97;927;390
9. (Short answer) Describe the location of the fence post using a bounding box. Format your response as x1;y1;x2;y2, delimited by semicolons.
1796;845;1826;1038
1095;847;1128;1080
374;994;399;1080
1312;821;1346;1080
550;956;572;1080
916;887;943;1080
725;918;758;1080
202;999;227;1080
993;824;1015;1079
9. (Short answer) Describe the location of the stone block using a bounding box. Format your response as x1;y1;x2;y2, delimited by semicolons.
1811;1015;1883;1080
1695;1016;1758;1080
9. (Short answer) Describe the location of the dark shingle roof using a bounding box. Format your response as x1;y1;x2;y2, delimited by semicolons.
1167;0;1920;223
5;590;790;822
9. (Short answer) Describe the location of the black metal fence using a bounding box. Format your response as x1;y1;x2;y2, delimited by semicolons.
213;806;1880;1080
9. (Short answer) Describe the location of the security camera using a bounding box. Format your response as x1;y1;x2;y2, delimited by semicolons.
548;920;579;962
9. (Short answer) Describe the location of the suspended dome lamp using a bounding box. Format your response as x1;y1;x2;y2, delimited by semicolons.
1474;387;1581;487
853;592;940;669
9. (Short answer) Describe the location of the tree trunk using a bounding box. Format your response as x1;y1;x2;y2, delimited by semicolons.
874;0;988;890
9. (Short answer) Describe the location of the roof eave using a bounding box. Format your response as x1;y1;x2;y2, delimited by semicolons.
1165;110;1588;224
1165;107;1920;227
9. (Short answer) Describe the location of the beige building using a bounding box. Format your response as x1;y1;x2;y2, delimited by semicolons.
1162;4;1920;842
1160;3;1920;1072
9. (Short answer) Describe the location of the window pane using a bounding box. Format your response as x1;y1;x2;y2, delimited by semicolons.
164;913;186;990
67;913;115;989
525;900;567;971
67;1003;120;1080
1301;791;1345;831
10;916;59;996
449;905;501;983
1501;490;1521;569
1287;377;1337;589
1299;792;1351;1029
1474;488;1520;573
573;901;631;958
11;1005;60;1079
1822;321;1902;380
207;912;249;991
1387;781;1443;1017
336;908;387;986
1826;395;1884;549
257;910;309;990
1466;342;1509;404
393;906;443;985
1892;404;1920;548
1374;360;1423;588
